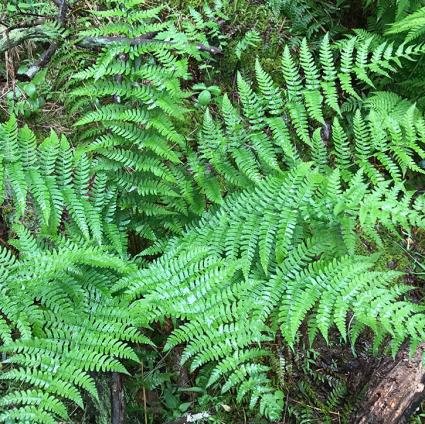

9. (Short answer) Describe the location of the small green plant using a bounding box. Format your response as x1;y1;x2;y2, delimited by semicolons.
193;83;221;107
6;70;48;117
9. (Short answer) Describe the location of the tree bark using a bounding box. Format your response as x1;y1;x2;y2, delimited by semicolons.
353;343;425;424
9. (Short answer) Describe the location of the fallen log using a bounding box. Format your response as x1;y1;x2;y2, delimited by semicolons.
353;343;425;424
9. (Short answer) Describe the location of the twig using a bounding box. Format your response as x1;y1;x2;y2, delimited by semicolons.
290;398;341;416
19;0;68;79
141;361;148;424
77;33;223;55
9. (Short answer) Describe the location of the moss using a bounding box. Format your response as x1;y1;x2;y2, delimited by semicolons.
355;231;414;275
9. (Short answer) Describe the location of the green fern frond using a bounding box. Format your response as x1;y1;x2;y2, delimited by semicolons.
120;162;425;420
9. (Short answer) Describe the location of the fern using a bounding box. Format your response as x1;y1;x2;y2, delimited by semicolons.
193;36;425;191
0;227;148;423
363;0;422;24
3;1;425;421
267;0;343;45
386;6;425;41
119;163;425;420
69;0;225;243
235;29;261;59
0;117;152;423
0;117;127;252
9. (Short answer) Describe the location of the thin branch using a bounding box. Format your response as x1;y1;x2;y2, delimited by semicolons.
197;43;223;55
18;0;68;79
77;34;223;55
77;32;160;48
1;27;221;78
0;18;47;34
23;42;60;79
1;3;221;80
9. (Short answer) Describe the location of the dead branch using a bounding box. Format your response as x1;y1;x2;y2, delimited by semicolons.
0;25;222;79
77;34;223;55
19;0;68;79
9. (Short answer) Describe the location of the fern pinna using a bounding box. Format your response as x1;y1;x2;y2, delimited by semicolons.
193;35;425;193
69;0;224;242
117;163;425;420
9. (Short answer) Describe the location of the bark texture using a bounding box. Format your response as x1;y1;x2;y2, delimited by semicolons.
353;343;425;424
